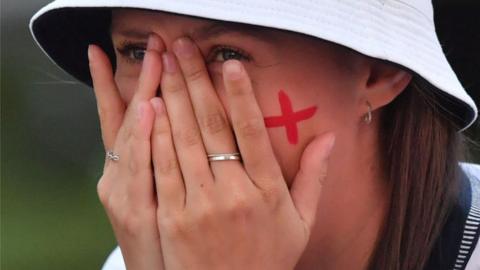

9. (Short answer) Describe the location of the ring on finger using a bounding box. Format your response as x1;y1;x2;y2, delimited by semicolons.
106;150;120;161
207;152;242;162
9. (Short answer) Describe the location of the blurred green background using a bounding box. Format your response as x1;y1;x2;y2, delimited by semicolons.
1;0;480;269
2;1;115;269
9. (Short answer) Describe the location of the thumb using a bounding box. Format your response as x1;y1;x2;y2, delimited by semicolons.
290;132;335;232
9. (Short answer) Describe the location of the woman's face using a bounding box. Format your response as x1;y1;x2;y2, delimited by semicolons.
111;9;365;184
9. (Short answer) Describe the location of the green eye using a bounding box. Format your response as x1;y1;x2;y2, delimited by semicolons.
211;46;251;62
116;42;147;64
129;48;146;61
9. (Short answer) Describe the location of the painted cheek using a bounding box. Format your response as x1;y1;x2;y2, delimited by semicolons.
264;90;317;145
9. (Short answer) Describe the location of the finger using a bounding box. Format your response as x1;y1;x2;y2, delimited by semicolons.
123;34;164;129
150;97;185;213
161;51;213;198
132;34;165;103
118;34;164;149
99;101;163;270
111;34;164;200
99;101;156;210
223;60;283;188
119;100;157;205
290;133;335;231
100;34;164;187
172;37;240;178
124;101;154;187
88;44;125;151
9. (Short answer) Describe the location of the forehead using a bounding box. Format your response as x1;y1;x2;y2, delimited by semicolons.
111;9;209;30
111;9;281;43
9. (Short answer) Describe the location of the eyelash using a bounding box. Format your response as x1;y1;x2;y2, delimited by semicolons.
116;41;147;64
208;45;251;63
116;42;251;65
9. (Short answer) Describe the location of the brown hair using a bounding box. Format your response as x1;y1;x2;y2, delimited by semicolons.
367;78;465;269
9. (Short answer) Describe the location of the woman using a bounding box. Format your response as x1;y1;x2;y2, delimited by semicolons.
30;0;480;269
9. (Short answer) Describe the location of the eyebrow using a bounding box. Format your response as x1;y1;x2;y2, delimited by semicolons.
192;22;277;43
112;21;277;43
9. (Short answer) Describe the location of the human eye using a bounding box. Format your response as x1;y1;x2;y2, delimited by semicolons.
116;41;147;64
208;45;251;63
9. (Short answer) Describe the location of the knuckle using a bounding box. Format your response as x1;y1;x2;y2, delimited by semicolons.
201;111;229;135
128;155;141;176
109;197;156;237
260;183;284;207
130;122;148;143
162;81;185;94
152;118;170;136
184;67;206;83
152;126;171;147
125;151;150;177
126;124;138;141
235;118;265;139
97;175;158;237
193;201;216;225
160;215;190;239
153;119;170;136
174;128;202;148
117;125;130;143
156;158;179;176
122;220;144;237
97;177;110;207
226;196;253;220
119;211;152;237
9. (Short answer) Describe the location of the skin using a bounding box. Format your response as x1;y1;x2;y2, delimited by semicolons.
90;9;412;270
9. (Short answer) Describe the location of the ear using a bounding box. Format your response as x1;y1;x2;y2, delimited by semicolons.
359;59;412;115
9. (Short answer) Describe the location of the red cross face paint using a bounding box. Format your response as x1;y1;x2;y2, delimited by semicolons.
264;90;318;145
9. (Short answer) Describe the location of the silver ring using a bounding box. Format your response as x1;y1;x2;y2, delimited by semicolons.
207;153;241;162
106;150;120;161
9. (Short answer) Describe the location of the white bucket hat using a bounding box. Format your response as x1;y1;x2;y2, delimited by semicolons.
30;0;478;130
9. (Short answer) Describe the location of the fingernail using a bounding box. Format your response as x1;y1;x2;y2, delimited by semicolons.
223;60;244;80
150;98;165;116
162;52;177;73
173;37;194;59
147;34;162;51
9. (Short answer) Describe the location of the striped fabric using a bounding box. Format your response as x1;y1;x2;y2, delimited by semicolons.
460;163;480;270
453;206;480;269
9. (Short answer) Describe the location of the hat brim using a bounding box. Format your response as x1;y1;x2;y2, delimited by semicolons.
30;1;478;130
31;8;114;86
